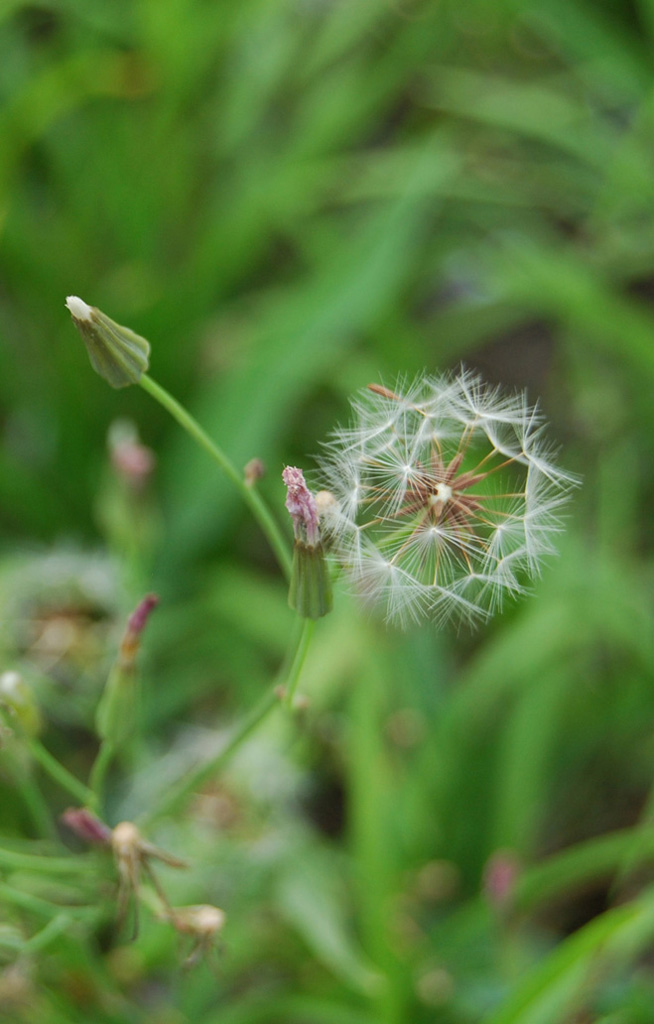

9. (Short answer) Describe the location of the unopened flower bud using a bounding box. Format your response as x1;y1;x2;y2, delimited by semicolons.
66;296;150;388
244;457;266;487
109;420;156;488
282;467;332;620
61;806;112;845
96;595;159;746
121;593;159;668
0;671;41;737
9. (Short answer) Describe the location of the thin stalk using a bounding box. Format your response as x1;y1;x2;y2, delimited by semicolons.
88;740;115;812
0;881;99;923
141;616;315;827
284;618;315;708
25;736;95;807
139;374;292;579
3;749;55;839
23;913;73;954
0;848;89;874
141;689;278;827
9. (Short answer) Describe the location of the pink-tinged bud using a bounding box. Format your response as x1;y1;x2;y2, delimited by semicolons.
282;467;332;619
126;593;159;637
483;849;521;910
112;444;156;489
107;420;155;489
96;595;159;746
112;441;155;482
120;593;159;667
244;458;266;487
283;466;320;548
61;807;112;846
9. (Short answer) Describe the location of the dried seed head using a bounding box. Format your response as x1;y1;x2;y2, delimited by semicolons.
172;904;226;937
171;903;226;966
111;821;142;858
110;821;186;936
319;371;579;627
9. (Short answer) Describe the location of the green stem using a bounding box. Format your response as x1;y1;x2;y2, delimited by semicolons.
23;913;73;954
0;849;89;874
3;749;55;839
25;736;95;807
284;618;315;708
141;616;315;827
88;740;115;812
139;374;292;579
141;688;278;827
0;881;99;923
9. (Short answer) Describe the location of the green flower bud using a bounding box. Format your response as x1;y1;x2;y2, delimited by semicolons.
95;595;159;747
289;540;333;620
65;296;150;388
95;661;135;747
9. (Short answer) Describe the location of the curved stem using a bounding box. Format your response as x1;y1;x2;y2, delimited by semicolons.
140;616;316;827
25;736;95;807
140;690;278;828
139;374;292;579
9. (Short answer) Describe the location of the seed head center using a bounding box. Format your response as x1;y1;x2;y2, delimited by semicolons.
430;482;452;505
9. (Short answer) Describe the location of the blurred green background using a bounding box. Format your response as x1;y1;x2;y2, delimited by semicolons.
2;1;654;1021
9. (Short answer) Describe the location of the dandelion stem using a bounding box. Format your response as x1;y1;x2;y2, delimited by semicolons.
141;616;316;826
23;913;74;954
88;739;115;812
0;704;94;807
0;848;88;874
25;736;95;807
2;749;55;839
283;618;315;708
139;374;292;579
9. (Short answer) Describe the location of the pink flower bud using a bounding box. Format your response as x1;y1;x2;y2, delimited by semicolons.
282;466;320;548
61;807;112;846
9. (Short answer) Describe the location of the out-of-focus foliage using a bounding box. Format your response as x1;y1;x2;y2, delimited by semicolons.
2;0;654;1021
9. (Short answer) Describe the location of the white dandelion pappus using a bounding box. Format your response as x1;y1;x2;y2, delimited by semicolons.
318;371;579;628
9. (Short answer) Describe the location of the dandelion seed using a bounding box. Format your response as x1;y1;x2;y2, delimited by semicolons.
318;370;579;627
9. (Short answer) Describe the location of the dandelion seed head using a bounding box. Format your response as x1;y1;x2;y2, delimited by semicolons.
318;370;579;627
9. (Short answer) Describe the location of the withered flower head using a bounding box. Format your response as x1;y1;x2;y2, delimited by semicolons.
111;821;186;936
